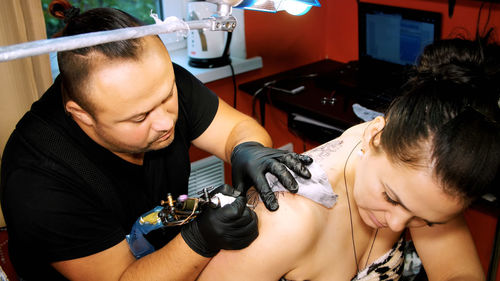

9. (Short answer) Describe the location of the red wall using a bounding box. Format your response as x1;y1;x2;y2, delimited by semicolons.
190;1;500;279
465;208;499;280
326;0;500;63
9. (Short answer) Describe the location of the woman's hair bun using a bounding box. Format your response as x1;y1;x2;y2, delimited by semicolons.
49;0;80;23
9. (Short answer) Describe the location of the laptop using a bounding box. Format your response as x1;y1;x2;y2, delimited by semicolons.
353;3;442;90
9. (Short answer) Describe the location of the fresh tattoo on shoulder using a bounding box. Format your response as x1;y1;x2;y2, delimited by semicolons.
247;188;285;209
304;139;344;161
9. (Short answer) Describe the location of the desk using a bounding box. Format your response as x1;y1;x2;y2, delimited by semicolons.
239;59;400;142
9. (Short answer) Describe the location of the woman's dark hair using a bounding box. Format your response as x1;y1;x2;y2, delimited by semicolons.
378;35;500;203
49;0;145;115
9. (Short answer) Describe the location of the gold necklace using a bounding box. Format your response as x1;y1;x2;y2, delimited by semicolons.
343;141;378;274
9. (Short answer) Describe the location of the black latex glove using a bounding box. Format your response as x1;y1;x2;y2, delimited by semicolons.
181;190;258;257
231;141;313;211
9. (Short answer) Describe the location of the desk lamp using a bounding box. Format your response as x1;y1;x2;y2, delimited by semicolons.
186;0;320;68
232;0;321;16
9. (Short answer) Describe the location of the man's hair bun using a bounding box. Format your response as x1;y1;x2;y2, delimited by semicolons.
49;0;80;23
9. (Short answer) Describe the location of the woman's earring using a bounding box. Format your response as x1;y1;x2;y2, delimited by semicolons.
357;148;365;157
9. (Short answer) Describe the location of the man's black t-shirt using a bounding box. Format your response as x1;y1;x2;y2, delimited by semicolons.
0;63;219;280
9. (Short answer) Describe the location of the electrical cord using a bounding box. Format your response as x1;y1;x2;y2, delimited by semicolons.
482;2;493;36
476;2;486;38
265;73;322;150
250;82;310;152
250;73;319;125
230;63;237;108
475;1;495;39
218;30;237;108
264;89;310;152
251;80;276;124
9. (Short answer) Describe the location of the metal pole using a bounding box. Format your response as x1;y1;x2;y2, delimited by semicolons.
0;19;211;63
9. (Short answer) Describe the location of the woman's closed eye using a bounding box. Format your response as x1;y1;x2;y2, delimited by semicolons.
383;192;399;206
131;113;148;123
382;192;438;227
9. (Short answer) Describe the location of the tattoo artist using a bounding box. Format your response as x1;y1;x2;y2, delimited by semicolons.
0;2;312;281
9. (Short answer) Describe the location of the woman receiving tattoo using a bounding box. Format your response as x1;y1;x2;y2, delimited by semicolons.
198;35;500;281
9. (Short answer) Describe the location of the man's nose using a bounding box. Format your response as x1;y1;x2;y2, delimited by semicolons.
386;208;413;232
150;106;173;132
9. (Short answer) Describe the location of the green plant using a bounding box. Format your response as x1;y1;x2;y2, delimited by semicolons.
41;0;160;38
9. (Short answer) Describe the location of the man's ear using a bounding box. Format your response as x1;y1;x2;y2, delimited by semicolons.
65;101;95;127
363;116;386;147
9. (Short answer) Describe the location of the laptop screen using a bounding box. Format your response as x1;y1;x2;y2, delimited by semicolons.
358;3;442;66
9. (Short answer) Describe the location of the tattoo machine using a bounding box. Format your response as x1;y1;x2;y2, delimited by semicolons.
126;186;236;259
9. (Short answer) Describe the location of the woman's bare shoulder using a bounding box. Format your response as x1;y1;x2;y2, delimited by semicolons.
249;191;327;258
198;192;325;281
260;192;328;238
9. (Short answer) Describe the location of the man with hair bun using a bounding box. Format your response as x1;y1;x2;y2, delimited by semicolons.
0;1;313;280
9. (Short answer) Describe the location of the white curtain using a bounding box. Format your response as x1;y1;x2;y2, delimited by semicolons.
0;0;52;227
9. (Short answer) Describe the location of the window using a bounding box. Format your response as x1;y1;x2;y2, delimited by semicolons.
159;0;187;51
41;0;162;38
41;0;260;83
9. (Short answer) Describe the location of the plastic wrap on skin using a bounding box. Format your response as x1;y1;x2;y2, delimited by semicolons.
265;161;337;208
